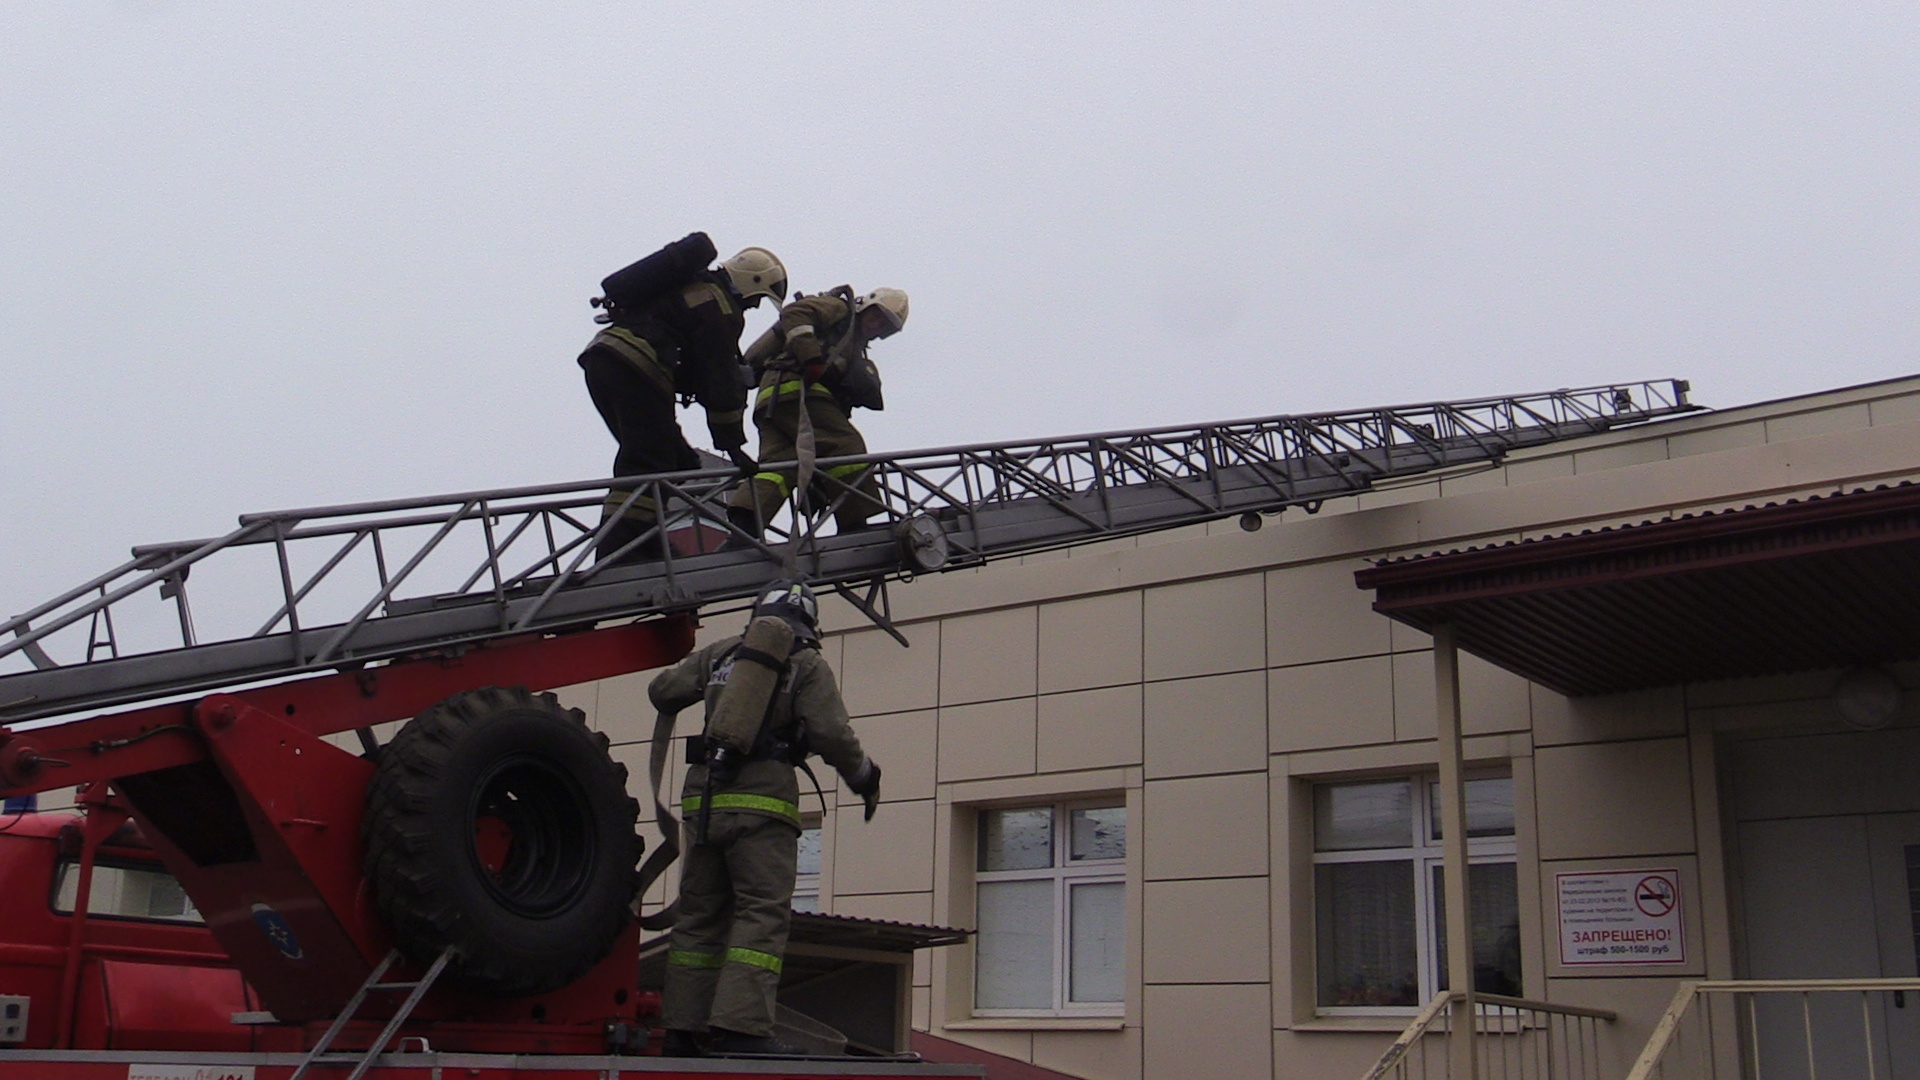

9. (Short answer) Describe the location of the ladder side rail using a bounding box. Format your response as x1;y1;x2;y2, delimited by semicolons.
256;530;368;638
0;522;271;665
0;553;155;644
309;503;477;666
454;509;542;596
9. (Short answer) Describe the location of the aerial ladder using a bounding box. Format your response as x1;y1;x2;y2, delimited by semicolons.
0;381;1693;1074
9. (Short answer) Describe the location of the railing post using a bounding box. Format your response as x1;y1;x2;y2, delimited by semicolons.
1434;624;1475;1078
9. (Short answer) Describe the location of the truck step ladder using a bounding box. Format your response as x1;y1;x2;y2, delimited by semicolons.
288;946;455;1080
0;381;1695;724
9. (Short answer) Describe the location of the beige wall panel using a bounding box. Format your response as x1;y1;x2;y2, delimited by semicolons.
1354;479;1439;511
1137;522;1209;548
1038;592;1143;694
1534;738;1694;860
594;671;654;743
1142;983;1272;1080
1143;772;1268;880
1265;560;1390;667
1142;575;1265;681
1767;403;1870;442
1144;670;1265;779
1668;420;1766;457
1504;454;1575;485
937;698;1039;782
1273;1030;1396;1079
1539;976;1695;1080
912;986;931;1032
1269;656;1394;753
1440;465;1510;496
1038;685;1143;774
1462;652;1532;735
936;1030;1031;1060
833;798;936;895
1871;393;1920;426
1532;685;1686;746
1032;1027;1141;1080
840;623;939;718
1574;439;1669;473
1392;650;1436;742
940;607;1038;705
1143;877;1270;984
841;709;937;802
829;890;932;925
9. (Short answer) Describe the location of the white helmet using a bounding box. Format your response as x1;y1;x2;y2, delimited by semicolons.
853;287;909;337
719;247;788;307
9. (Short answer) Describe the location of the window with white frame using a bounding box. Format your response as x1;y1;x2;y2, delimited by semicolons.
1312;773;1519;1012
974;801;1126;1015
793;815;823;913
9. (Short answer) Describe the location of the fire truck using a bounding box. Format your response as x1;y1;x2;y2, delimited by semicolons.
0;385;1692;1078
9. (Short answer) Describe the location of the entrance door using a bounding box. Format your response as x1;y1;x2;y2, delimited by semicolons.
1867;814;1920;1072
1731;728;1920;1080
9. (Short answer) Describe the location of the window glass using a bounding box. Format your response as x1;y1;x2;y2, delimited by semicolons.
1432;863;1523;996
792;825;823;913
796;826;823;876
1069;881;1126;1003
975;879;1054;1009
979;807;1053;871
53;862;203;924
1068;806;1126;862
1314;780;1413;851
1429;776;1516;840
1314;860;1417;1006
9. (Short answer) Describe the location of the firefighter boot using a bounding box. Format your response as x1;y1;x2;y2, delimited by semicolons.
720;505;763;552
660;1029;707;1057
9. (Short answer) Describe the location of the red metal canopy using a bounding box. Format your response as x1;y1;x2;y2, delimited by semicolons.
1354;482;1920;696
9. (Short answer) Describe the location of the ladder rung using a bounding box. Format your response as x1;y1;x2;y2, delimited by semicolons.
367;982;420;991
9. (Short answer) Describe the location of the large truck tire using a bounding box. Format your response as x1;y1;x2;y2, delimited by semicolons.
363;686;641;997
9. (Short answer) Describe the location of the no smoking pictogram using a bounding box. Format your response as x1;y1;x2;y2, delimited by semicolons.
1635;875;1676;918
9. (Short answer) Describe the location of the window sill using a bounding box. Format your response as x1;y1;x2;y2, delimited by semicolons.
1293;1015;1421;1033
945;1018;1127;1032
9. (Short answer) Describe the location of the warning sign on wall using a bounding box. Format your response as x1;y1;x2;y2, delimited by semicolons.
1556;868;1684;966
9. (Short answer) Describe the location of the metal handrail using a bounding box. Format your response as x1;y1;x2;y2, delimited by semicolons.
1363;992;1619;1080
0;381;1694;724
1625;977;1920;1080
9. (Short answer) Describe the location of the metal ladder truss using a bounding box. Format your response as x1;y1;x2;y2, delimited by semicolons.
289;946;454;1080
0;381;1693;724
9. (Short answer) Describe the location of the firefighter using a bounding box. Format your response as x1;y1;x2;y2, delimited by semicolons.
724;287;908;542
580;245;788;563
647;579;883;1056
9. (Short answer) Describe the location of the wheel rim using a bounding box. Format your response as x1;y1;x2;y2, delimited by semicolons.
467;750;597;918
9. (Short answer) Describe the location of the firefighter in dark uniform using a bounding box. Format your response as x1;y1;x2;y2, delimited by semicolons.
647;580;882;1056
579;246;787;562
725;287;908;541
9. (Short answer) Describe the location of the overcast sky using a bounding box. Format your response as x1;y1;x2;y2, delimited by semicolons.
4;2;1917;618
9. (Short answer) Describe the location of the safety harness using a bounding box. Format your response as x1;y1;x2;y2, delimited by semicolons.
634;635;821;930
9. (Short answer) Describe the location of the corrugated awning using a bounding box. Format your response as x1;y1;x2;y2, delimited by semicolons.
1353;482;1920;696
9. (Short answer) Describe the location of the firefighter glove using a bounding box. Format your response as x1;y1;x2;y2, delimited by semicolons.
848;757;882;821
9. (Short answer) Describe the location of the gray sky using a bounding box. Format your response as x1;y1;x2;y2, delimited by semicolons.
4;2;1917;615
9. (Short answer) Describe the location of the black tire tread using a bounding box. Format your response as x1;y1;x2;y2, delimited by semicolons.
362;686;640;996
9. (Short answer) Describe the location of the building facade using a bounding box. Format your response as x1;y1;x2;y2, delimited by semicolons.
563;375;1920;1079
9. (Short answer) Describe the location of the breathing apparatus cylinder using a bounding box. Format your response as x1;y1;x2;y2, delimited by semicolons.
596;232;718;315
703;616;795;756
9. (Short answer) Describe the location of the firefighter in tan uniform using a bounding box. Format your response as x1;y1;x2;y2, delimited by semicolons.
647;580;882;1056
724;287;908;541
580;243;786;563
